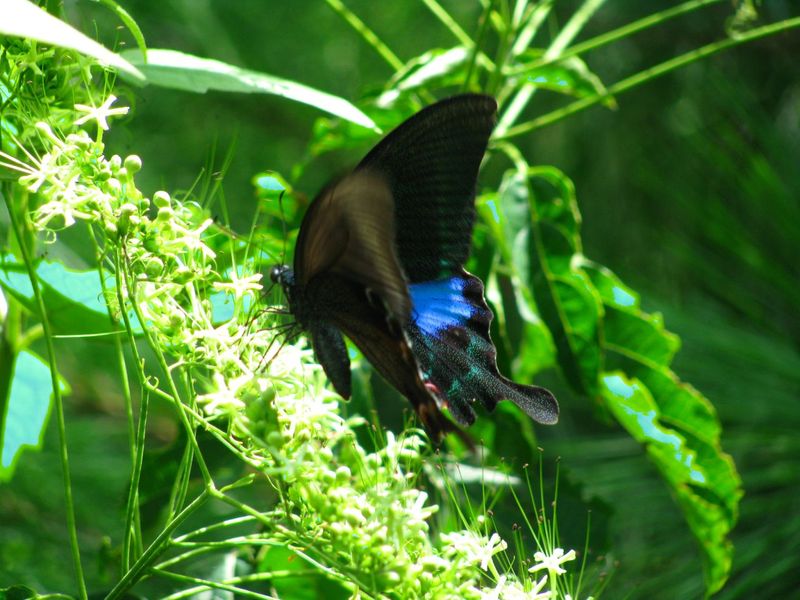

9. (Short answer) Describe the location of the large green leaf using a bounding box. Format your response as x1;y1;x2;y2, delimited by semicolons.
0;255;137;336
601;373;739;596
486;163;741;595
475;176;557;382
510;50;614;106
584;261;741;595
0;349;66;482
0;0;143;80
120;49;376;129
523;167;604;397
379;46;492;105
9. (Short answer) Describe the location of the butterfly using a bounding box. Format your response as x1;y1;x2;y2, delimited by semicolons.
271;94;558;443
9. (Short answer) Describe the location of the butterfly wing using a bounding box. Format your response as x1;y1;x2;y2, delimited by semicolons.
303;271;470;444
357;94;558;425
294;170;411;323
356;94;498;282
290;94;557;439
408;271;559;425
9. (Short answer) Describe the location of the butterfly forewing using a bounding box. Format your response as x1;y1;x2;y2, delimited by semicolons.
356;95;498;282
294;171;411;323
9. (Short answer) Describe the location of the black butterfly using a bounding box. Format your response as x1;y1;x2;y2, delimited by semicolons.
271;94;558;443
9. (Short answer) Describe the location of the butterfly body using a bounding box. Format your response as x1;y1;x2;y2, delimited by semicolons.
272;94;558;441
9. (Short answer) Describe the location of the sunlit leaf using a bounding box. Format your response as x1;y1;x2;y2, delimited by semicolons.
0;255;131;336
120;49;376;129
0;350;68;482
0;0;143;80
602;372;739;595
524;167;604;397
379;46;492;105
585;261;740;594
511;51;614;107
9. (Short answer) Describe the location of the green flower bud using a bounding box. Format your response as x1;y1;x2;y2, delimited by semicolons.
335;466;351;483
156;207;174;222
144;256;164;279
173;267;193;285
153;190;171;208
341;507;366;526
124;154;142;173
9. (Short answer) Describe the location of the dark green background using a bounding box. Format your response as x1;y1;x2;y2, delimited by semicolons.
2;1;798;598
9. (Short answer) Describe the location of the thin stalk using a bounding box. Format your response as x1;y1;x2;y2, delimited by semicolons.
495;0;607;136
104;490;210;600
5;195;88;600
117;255;212;484
497;15;800;139
505;0;725;76
487;0;513;95
421;0;474;46
153;568;277;600
462;0;494;91
325;0;404;71
91;227;142;568
122;388;149;570
158;570;321;600
509;0;554;59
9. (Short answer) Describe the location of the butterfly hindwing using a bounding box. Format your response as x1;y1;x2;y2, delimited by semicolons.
357;95;497;282
310;321;351;399
408;271;559;425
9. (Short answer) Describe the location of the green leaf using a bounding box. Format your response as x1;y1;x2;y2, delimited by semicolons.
524;167;604;397
493;162;741;594
0;255;138;336
0;0;143;80
584;261;724;444
475;175;557;384
120;49;376;129
601;373;739;596
379;46;492;104
91;0;148;60
512;51;615;106
0;350;67;482
585;262;740;594
0;585;48;600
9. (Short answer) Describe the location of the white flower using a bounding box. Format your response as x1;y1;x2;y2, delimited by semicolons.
529;547;577;575
74;95;129;130
213;271;263;301
441;530;508;572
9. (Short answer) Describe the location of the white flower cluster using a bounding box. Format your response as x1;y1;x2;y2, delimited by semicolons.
3;97;589;600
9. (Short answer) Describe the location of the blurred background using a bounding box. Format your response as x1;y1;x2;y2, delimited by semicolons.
2;1;798;597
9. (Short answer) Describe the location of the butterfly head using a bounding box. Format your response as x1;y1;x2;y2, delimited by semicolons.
269;264;294;287
270;263;296;298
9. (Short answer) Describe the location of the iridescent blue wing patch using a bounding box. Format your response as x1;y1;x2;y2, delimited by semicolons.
408;271;558;426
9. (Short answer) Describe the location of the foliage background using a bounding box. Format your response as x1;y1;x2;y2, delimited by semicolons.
1;1;798;598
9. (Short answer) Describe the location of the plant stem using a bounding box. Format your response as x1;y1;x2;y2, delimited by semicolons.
505;0;726;76
325;0;404;71
104;490;210;600
5;196;88;600
497;16;800;139
495;0;607;136
421;0;473;47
